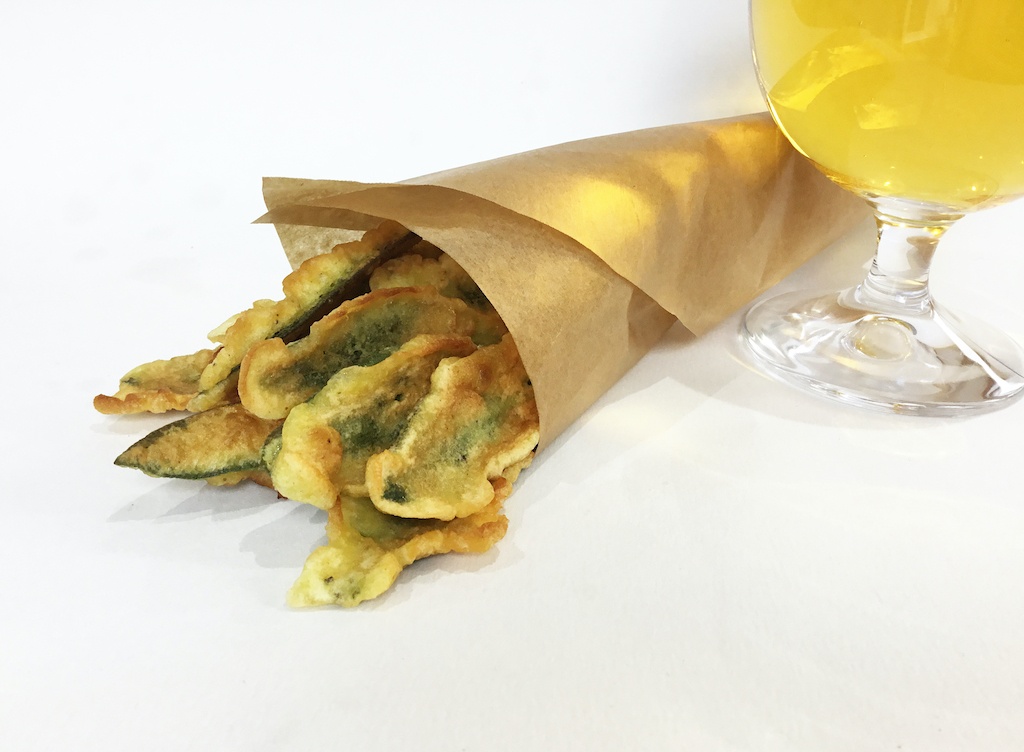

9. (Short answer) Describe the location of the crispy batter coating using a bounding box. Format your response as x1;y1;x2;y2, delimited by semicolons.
204;469;274;488
287;495;508;607
114;403;282;480
198;221;420;394
185;370;240;413
237;288;482;420
268;335;478;510
370;253;508;345
99;222;540;607
370;253;489;311
404;239;445;261
94;348;218;414
366;335;539;521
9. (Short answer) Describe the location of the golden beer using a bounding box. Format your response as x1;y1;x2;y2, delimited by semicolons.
753;0;1024;210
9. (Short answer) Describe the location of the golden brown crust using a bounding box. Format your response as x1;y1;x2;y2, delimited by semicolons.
199;221;418;392
94;391;192;415
114;404;282;479
94;348;218;415
237;287;475;420
287;496;508;608
366;335;540;521
100;224;538;607
266;334;477;510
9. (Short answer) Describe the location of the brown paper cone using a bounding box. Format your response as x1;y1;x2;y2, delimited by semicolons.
256;113;868;448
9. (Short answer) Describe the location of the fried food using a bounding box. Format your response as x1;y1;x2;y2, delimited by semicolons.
185;370;241;413
237;287;482;420
94;221;419;418
287;494;508;607
402;238;445;261
366;334;540;521
114;403;282;480
99;221;540;607
198;221;420;395
268;334;477;509
205;469;274;488
370;253;508;344
369;253;488;310
93;348;218;414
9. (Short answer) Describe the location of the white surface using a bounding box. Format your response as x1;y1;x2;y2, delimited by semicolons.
3;2;1023;750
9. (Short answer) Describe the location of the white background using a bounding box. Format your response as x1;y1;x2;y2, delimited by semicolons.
3;2;1023;750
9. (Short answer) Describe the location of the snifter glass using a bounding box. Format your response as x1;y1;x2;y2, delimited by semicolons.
741;0;1024;414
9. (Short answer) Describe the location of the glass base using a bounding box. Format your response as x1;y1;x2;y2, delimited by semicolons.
741;289;1024;416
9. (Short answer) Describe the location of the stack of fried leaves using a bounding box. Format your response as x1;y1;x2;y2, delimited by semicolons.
95;221;539;607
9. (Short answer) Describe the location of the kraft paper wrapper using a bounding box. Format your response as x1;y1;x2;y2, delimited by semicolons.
257;113;867;449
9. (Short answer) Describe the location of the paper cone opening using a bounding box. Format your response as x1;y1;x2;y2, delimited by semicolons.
256;113;868;447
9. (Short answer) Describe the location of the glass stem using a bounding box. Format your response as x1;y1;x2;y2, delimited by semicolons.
850;199;961;316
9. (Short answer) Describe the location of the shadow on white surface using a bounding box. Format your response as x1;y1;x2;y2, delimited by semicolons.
108;481;332;572
108;480;277;523
239;503;326;569
375;544;514;611
89;411;179;437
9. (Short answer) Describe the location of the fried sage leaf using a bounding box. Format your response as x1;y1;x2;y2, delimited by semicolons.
287;494;508;608
114;404;282;480
238;287;483;420
94;223;418;417
94;348;218;415
366;334;539;521
370;253;507;345
268;334;478;509
185;370;240;413
197;220;420;395
205;469;274;488
370;253;500;310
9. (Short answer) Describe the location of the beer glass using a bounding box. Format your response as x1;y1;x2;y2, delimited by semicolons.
742;0;1024;414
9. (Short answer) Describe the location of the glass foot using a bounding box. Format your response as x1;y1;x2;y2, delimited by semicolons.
741;289;1024;416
